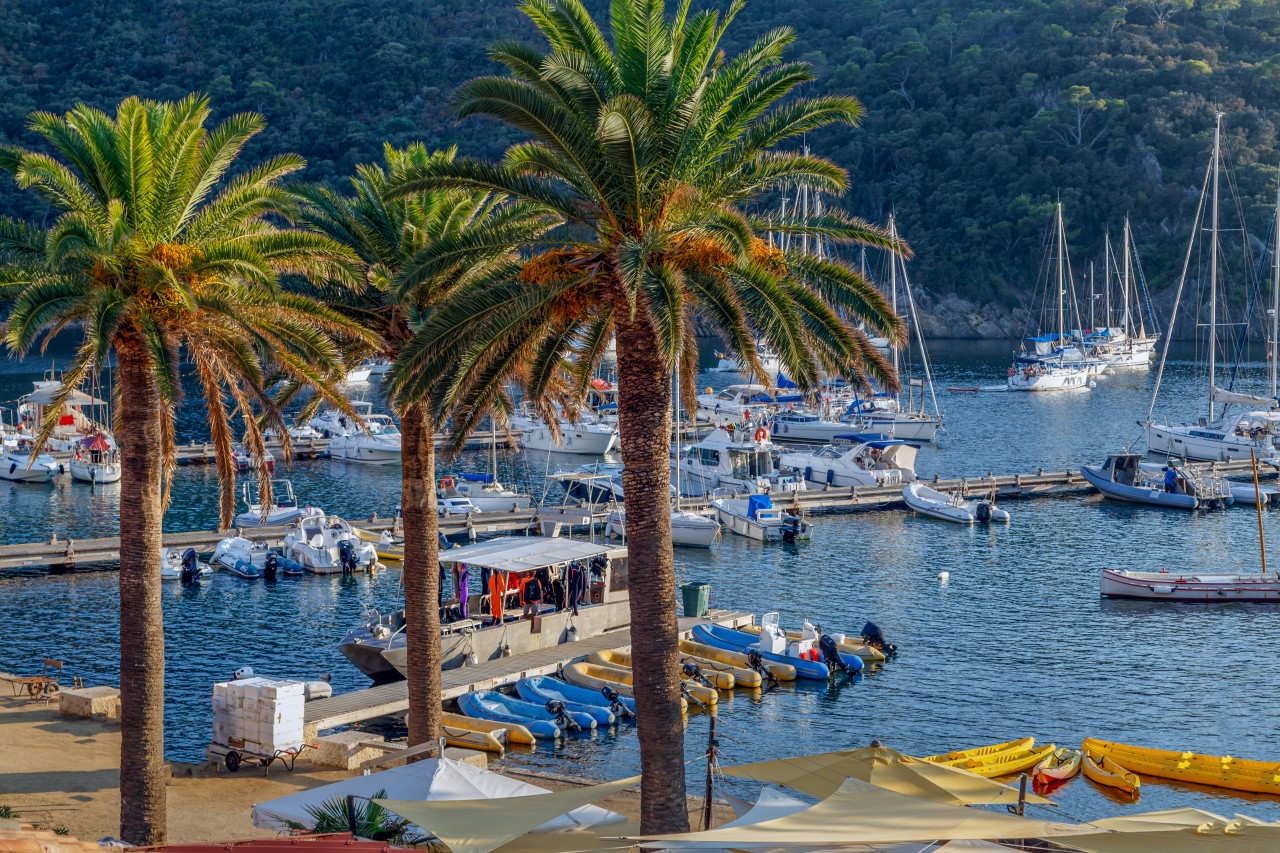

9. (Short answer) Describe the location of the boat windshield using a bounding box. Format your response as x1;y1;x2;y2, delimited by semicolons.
813;446;842;459
728;449;773;478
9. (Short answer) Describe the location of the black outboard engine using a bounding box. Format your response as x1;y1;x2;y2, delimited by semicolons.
861;621;898;655
600;685;634;719
338;540;358;574
745;649;779;689
180;548;200;584
681;660;714;688
818;634;852;675
975;501;993;523
263;552;279;580
781;518;799;544
544;699;580;732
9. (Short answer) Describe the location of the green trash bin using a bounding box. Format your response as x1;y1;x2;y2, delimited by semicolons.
681;582;711;618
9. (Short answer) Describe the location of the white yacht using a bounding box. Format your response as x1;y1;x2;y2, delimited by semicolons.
842;393;941;442
694;384;779;426
69;435;121;484
671;425;806;496
711;493;812;542
0;439;62;483
605;508;721;548
328;413;402;464
265;419;322;441
344;364;373;384
16;373;116;452
307;403;363;438
282;511;380;574
438;474;532;512
1082;220;1158;369
509;404;618;455
710;346;783;376
779;434;918;489
769;410;854;444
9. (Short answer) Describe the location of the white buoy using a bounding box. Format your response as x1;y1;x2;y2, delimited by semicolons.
938;571;950;582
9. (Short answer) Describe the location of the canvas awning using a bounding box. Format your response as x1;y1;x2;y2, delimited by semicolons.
375;775;639;853
22;386;107;407
1055;807;1280;853
252;757;624;833
721;747;1053;806
634;778;1083;846
436;537;615;573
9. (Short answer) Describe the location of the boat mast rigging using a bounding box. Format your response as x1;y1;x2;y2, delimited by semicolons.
1209;112;1222;422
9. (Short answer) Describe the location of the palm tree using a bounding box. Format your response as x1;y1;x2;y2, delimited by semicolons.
0;95;367;845
291;143;553;747
386;0;908;832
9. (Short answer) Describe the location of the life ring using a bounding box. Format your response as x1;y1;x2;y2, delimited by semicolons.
1008;368;1014;376
441;477;455;489
754;428;768;442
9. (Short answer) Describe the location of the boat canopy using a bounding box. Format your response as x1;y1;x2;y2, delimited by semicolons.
746;494;773;520
437;536;617;573
833;433;917;450
460;472;495;483
23;386;108;407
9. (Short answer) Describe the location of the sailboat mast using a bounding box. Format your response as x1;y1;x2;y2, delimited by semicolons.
1056;203;1066;344
1209;113;1222;421
1104;232;1111;328
889;214;900;377
1089;261;1095;331
1272;178;1280;400
1122;216;1132;338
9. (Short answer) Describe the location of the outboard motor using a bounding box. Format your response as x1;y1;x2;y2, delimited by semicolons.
679;682;707;710
263;552;279;580
861;621;898;655
818;634;852;675
600;685;634;719
179;548;200;584
745;649;779;689
781;517;799;544
544;699;580;732
338;539;358;574
975;501;993;523
681;661;715;689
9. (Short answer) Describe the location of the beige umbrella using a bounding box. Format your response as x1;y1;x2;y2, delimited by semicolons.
721;746;1053;806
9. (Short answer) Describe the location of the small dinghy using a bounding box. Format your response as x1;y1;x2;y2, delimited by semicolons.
679;638;796;681
457;690;594;739
233;480;320;527
691;620;833;679
562;662;703;707
712;494;812;542
159;547;212;581
737;621;888;663
212;536;302;579
591;648;738;690
282;511;380;574
902;483;1010;524
515;676;630;725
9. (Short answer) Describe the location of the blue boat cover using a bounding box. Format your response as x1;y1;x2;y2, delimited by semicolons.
833;433;917;449
749;394;804;403
460;473;494;483
747;494;773;520
1025;333;1066;342
776;372;798;389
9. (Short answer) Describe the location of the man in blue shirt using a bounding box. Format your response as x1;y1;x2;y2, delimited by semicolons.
1164;466;1178;494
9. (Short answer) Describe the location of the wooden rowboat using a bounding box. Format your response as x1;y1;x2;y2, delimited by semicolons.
924;737;1035;765
1082;743;1140;796
1033;747;1082;785
1083;737;1280;795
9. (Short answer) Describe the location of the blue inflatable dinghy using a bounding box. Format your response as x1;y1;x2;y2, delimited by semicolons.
691;624;831;679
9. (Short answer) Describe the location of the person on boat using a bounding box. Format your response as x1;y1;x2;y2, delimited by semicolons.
1163;466;1177;494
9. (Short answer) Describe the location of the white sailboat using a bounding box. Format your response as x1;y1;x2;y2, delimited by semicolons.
509;403;618;455
1092;219;1156;368
1006;203;1092;392
1145;114;1280;464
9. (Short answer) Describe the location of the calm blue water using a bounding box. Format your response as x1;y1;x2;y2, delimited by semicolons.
3;336;1280;824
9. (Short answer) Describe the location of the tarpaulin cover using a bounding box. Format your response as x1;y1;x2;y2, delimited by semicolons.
1057;808;1280;853
721;746;1053;806
436;537;613;573
375;775;638;853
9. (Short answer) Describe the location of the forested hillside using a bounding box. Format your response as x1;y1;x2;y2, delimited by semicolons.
1;0;1278;334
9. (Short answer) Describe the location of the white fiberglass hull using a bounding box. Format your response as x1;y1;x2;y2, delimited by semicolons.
70;458;121;484
1146;423;1280;464
0;454;59;482
1101;569;1280;601
1007;366;1090;392
607;510;720;547
234;506;314;527
457;493;533;513
519;426;617;454
344;367;372;383
847;413;940;442
769;421;853;443
328;438;402;464
712;503;812;542
1106;348;1150;368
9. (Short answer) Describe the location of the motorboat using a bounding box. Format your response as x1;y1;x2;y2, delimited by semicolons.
0;439;62;483
1146;410;1280;465
902;483;1010;524
768;410;854;444
69;434;121;484
328;413;402;464
710;346;783;376
711;493;812;542
282;511;380;574
234;479;320;527
159;547;213;581
365;357;393;376
344;363;373;384
438;474;532;512
1079;454;1218;510
307;404;362;438
458;690;593;738
212;536;289;579
779;433;918;489
509;404;618;454
691;620;830;680
439;496;479;516
15;369;116;452
1101;568;1280;602
672;425;807;496
264;419;322;441
230;444;275;471
605;508;720;548
694;384;787;426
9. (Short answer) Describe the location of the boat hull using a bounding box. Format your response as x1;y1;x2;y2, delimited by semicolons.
328;439;402;464
691;624;829;680
1101;568;1280;601
1007;366;1090;392
1081;745;1140;795
1146;423;1280;464
846;414;940;442
519;426;617;454
1080;465;1198;510
69;459;121;484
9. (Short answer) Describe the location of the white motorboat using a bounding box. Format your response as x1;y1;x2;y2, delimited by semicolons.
282;511;380;574
307;403;363;438
344;364;373;383
328;413;403;464
265;419;322;441
438;474;533;512
694;384;779;426
438;496;479;516
779;434;918;489
212;536;279;579
365;357;393;376
230;445;275;471
769;410;854;444
1101;568;1280;601
710;346;783;376
15;369;116;452
711;493;812;542
671;425;807;496
234;480;321;527
0;439;62;483
69;434;121;484
605;508;720;548
509;405;618;454
902;483;1010;524
159;547;213;581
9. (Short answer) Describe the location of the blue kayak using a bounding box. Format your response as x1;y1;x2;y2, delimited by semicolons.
692;624;831;680
516;676;625;726
457;690;595;738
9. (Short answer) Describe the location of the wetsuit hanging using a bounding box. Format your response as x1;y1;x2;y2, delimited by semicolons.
457;566;469;619
567;562;588;615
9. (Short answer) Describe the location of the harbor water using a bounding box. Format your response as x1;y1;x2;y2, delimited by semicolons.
3;338;1280;823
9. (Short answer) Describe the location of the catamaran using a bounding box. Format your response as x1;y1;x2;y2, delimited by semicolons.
1145;114;1280;464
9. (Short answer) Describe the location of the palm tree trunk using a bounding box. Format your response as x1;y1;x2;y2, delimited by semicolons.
613;310;688;834
401;401;442;746
115;334;167;845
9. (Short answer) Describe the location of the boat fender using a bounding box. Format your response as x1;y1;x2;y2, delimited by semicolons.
544;699;579;732
818;634;852;675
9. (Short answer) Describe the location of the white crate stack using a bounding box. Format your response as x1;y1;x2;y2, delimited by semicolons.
212;676;305;755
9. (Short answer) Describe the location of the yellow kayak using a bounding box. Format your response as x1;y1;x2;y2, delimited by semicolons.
441;711;534;746
354;527;404;561
1081;743;1141;796
590;649;735;690
563;661;711;706
1083;737;1280;795
964;743;1056;778
737;624;887;662
924;737;1035;764
679;638;796;681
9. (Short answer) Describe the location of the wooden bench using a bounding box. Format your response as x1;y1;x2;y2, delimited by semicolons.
1;659;81;699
